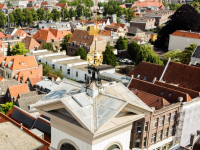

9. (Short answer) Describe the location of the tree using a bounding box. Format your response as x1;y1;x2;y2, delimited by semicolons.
13;9;24;26
179;43;196;64
43;42;54;51
87;26;90;31
7;42;11;56
115;36;128;50
37;8;46;20
61;8;70;20
161;49;181;64
155;4;200;48
59;0;67;2
60;33;72;53
117;17;121;23
125;8;134;22
76;5;84;17
51;9;61;21
0;102;14;114
0;11;6;27
69;8;77;19
23;8;33;25
169;3;182;10
11;42;29;55
75;47;87;60
8;13;14;24
7;0;12;6
127;41;140;61
30;8;38;21
103;44;117;66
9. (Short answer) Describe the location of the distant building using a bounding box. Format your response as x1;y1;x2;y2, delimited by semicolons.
130;17;156;31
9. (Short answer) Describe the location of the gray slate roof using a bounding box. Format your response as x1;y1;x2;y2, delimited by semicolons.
128;26;144;34
19;91;38;98
192;45;200;58
0;80;19;96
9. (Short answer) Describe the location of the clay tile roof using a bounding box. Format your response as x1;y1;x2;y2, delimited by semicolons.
68;29;101;47
129;78;192;103
171;30;200;39
22;36;40;50
8;84;29;99
33;28;56;42
127;61;164;82
119;4;126;8
5;34;12;38
155;80;200;99
17;68;41;83
105;25;120;31
48;28;64;39
114;23;125;28
0;40;7;48
55;3;66;8
29;77;42;86
0;76;4;81
132;89;170;110
41;2;48;6
0;4;5;9
14;29;29;37
134;1;165;9
0;32;5;38
99;30;111;36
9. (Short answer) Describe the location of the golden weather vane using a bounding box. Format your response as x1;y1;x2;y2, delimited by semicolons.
87;13;103;67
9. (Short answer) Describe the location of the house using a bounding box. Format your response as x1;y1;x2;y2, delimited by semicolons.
12;1;29;7
0;55;43;83
21;36;41;51
33;80;152;150
13;29;29;39
130;89;182;150
0;4;7;10
0;111;50;150
38;21;71;31
145;10;175;27
54;3;68;11
0;40;8;56
130;17;156;31
133;0;165;10
104;24;127;37
67;29;107;55
127;26;145;37
168;30;200;51
35;80;59;93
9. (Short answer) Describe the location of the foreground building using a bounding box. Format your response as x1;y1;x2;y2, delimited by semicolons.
33;80;152;150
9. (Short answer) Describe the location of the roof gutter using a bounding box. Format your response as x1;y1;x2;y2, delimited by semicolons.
159;58;171;82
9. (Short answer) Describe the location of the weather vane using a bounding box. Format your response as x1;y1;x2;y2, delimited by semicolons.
85;13;103;87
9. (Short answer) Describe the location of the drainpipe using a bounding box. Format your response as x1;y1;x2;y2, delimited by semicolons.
127;75;134;88
159;58;171;82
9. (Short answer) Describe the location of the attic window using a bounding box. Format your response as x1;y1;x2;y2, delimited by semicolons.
84;36;87;39
143;76;147;81
168;92;172;97
137;74;140;79
161;91;164;96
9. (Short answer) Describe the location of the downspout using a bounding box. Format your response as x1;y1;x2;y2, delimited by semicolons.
159;58;171;82
127;75;134;88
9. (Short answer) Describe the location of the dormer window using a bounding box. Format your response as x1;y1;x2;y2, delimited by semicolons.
168;92;172;97
137;74;140;79
161;91;164;96
143;76;147;81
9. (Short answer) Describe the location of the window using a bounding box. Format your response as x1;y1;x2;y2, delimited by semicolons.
159;116;164;126
137;123;142;133
60;143;76;150
52;64;55;69
107;144;120;150
143;76;147;81
76;71;78;77
135;138;140;148
67;69;70;74
172;111;177;121
60;66;62;71
161;91;164;96
153;118;158;128
165;113;171;124
168;92;172;97
157;130;162;141
137;74;140;79
164;128;169;138
151;133;156;144
145;122;148;132
143;137;147;147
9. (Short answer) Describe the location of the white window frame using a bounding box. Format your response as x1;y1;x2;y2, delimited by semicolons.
151;133;156;144
159;116;164;126
153;118;158;129
165;113;171;124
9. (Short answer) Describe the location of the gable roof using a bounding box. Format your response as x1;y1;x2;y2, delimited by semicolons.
131;89;170;110
55;3;67;8
41;2;48;6
171;30;200;39
0;4;5;9
14;29;28;37
129;78;192;103
9;84;29;100
104;25;120;32
0;80;19;96
192;45;200;58
22;36;40;50
29;77;42;87
0;32;5;38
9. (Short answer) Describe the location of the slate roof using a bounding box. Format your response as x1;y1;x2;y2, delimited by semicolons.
130;17;155;23
192;45;200;58
0;80;19;96
132;89;170;110
129;78;192;103
128;26;144;34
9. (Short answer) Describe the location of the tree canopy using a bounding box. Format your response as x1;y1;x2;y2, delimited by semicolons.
75;47;87;60
127;41;140;61
60;33;72;54
7;42;11;56
43;42;55;51
161;49;181;64
0;102;14;114
12;42;29;55
115;36;128;50
155;4;200;48
103;44;117;66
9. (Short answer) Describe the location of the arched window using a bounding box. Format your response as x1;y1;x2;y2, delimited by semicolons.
107;144;120;150
104;142;123;150
60;143;76;150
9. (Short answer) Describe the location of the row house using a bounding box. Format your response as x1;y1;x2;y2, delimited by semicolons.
130;17;156;31
67;29;107;55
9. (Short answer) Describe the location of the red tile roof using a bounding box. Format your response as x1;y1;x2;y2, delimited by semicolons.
134;1;165;9
41;2;48;6
129;78;192;103
0;32;5;38
171;30;200;39
0;4;5;9
8;84;29;100
132;89;170;110
99;30;111;36
0;76;4;81
22;36;40;50
127;61;164;82
14;29;28;37
29;77;42;86
55;3;67;8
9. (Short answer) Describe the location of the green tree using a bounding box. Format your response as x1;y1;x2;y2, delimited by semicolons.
69;8;77;18
161;49;181;64
115;36;128;50
51;9;61;21
75;47;87;60
7;0;12;6
59;0;67;2
43;42;54;51
125;8;134;22
23;8;33;25
87;26;90;31
30;8;38;21
127;41;140;61
179;43;196;64
169;3;182;10
11;42;29;55
13;8;24;26
8;13;14;24
7;42;11;56
155;4;200;48
53;70;63;79
76;5;84;17
103;44;117;66
37;8;46;20
0;11;6;27
61;7;70;20
117;17;121;23
0;102;14;114
60;33;72;52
